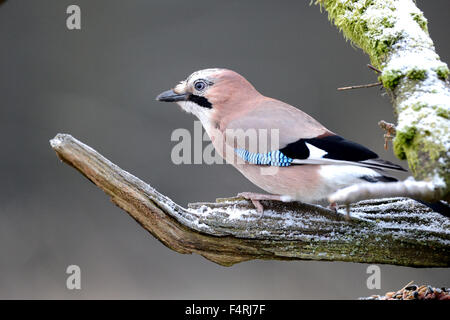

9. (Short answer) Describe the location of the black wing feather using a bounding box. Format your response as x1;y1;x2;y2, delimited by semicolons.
280;135;406;172
280;135;378;161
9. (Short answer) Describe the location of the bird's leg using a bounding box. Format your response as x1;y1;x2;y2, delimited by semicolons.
237;192;284;216
345;204;351;221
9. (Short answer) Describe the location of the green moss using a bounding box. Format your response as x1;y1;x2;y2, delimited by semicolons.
394;129;449;188
436;107;449;119
380;69;403;89
380;68;426;90
410;12;428;33
377;35;403;55
406;69;427;80
364;0;375;8
411;102;427;112
393;126;416;160
381;16;394;28
435;65;449;80
314;1;435;70
315;0;399;68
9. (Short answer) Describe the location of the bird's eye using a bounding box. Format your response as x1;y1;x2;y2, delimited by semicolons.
194;80;207;91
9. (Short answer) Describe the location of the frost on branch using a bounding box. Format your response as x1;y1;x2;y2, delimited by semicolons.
316;0;450;201
50;134;450;267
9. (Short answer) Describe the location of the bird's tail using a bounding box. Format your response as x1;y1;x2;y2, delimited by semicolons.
370;174;450;218
415;199;450;218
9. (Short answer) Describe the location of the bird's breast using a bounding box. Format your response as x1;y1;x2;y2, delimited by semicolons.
233;163;329;203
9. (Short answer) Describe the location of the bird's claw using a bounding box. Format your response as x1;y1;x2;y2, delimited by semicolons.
237;192;264;216
237;192;285;218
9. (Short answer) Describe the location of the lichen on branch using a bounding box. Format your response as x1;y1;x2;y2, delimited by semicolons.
315;0;450;200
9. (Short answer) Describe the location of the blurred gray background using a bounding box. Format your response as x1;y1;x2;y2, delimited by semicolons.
0;0;448;299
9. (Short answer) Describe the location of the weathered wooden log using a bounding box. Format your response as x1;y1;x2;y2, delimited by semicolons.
50;133;449;267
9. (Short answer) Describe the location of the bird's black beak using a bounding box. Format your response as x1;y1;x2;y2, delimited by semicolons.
156;89;189;102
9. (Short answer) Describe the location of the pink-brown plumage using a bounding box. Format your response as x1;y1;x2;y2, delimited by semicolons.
157;68;406;210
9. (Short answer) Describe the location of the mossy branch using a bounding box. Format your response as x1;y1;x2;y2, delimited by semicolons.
315;0;450;201
50;134;450;267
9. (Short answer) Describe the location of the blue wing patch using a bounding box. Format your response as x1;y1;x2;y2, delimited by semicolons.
234;149;293;167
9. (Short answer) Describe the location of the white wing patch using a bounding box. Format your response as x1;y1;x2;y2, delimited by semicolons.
319;165;380;191
305;142;328;159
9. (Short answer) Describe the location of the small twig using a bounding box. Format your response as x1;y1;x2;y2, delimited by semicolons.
337;82;382;91
378;120;396;150
367;64;382;74
337;64;383;91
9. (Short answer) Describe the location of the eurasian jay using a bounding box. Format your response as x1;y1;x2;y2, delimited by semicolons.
156;68;449;216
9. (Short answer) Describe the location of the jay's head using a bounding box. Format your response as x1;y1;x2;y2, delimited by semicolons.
156;68;260;120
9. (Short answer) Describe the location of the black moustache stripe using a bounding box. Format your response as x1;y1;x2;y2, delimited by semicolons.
188;94;212;109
